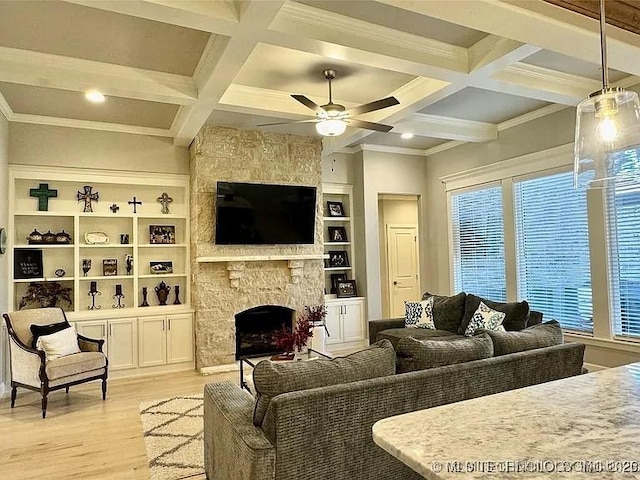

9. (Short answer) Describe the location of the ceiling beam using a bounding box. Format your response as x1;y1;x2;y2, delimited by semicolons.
394;113;498;143
0;46;196;105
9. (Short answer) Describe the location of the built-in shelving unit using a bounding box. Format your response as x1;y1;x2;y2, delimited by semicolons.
8;165;195;377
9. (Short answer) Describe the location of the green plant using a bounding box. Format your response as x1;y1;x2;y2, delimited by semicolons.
18;282;73;310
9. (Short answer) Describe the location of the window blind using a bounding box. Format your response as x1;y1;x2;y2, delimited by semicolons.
450;186;506;301
514;171;592;332
608;150;640;338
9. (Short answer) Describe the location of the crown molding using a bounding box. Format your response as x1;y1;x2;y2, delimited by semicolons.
354;144;426;156
497;104;568;131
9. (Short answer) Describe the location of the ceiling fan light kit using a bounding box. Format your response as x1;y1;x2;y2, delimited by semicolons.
257;68;399;137
574;0;640;189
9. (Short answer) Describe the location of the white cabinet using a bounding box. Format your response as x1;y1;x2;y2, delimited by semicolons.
324;297;366;352
108;318;138;370
138;313;193;367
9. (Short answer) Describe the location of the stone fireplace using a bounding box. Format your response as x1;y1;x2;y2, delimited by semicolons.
235;305;294;359
190;127;324;369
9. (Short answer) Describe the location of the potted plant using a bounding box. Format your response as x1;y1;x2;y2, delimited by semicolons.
18;281;73;310
273;305;327;354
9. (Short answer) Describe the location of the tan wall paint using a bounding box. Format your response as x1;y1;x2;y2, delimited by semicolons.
9;123;189;174
378;197;419;317
322;152;354;184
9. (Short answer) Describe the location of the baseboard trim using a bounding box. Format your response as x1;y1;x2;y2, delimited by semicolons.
200;363;239;375
583;362;607;372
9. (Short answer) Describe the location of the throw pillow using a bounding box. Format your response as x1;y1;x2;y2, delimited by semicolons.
252;339;396;426
421;291;466;333
35;324;81;360
396;333;494;373
30;321;70;349
458;294;530;335
464;301;506;337
404;297;435;329
478;320;563;356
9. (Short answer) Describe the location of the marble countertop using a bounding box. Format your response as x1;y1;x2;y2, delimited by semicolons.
372;363;640;479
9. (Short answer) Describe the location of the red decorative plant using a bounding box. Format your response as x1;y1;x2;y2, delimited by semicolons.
273;305;326;353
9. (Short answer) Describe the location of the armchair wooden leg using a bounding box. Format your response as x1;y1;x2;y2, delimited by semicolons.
10;385;17;408
65;386;69;394
102;379;107;400
41;395;48;419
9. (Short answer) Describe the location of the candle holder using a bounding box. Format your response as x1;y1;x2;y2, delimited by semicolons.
82;259;92;277
112;284;125;308
88;282;101;310
173;285;181;305
140;287;149;307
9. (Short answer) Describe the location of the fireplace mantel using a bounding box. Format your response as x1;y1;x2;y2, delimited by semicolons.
196;254;327;287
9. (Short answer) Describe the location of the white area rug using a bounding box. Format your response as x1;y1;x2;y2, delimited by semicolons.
139;394;204;480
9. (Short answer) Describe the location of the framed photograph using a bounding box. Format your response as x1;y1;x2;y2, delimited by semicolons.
149;225;176;244
330;273;347;294
150;261;173;274
14;249;43;279
103;258;117;276
337;279;357;298
328;226;347;242
328;250;349;268
326;201;345;217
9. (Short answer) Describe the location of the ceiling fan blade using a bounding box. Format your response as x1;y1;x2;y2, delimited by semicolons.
257;119;318;127
292;94;325;114
346;96;399;116
347;119;394;132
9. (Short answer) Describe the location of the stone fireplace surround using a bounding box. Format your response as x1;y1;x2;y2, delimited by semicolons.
190;127;324;369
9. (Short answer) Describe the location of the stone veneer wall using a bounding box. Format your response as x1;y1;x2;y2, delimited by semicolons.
190;126;324;368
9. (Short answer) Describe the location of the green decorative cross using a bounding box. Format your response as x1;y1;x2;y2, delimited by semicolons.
29;183;58;211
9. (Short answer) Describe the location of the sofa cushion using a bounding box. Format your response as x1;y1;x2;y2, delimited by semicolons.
464;301;506;337
30;321;70;349
378;328;462;349
421;291;466;333
404;297;435;329
252;339;396;426
396;333;494;373
35;324;81;360
45;351;106;380
478;320;563;356
459;294;530;335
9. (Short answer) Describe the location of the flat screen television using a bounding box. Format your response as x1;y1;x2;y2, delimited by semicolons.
215;182;317;245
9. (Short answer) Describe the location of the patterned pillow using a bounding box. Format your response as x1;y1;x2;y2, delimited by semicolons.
464;301;506;337
404;297;435;329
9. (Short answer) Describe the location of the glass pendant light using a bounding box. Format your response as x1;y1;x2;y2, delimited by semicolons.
574;0;640;188
316;119;347;136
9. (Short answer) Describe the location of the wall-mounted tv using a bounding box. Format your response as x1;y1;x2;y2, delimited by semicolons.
215;182;317;245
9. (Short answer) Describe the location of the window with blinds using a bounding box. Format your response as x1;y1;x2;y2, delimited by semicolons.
608;150;640;338
514;171;592;332
450;186;506;301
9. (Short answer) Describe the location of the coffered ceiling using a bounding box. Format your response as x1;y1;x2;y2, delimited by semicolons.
0;0;639;155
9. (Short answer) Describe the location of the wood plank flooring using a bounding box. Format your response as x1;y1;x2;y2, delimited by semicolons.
0;369;239;480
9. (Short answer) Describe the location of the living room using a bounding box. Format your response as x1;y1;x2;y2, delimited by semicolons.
1;1;640;479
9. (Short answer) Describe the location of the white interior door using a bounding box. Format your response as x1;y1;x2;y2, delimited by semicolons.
387;225;420;317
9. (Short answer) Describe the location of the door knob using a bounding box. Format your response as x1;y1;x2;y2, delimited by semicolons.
393;281;398;285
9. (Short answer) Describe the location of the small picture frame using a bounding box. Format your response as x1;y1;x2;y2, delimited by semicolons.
14;249;43;279
326;201;345;217
149;225;176;244
337;279;357;298
328;250;349;268
103;258;118;276
330;273;347;294
150;261;173;274
328;226;347;242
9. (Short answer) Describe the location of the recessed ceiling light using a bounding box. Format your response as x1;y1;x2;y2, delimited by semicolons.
85;91;106;103
401;132;414;139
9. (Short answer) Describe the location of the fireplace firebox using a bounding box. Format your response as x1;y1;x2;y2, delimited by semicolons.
235;305;294;359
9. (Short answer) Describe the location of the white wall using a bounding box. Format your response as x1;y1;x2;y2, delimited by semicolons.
0;113;9;392
9;123;189;174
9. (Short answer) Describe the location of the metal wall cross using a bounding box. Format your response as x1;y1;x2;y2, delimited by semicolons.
110;204;119;213
128;196;143;213
30;183;58;211
157;192;173;214
77;186;99;213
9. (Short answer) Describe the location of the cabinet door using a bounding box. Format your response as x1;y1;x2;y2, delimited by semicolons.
108;318;137;370
138;316;167;367
76;320;108;356
324;303;343;344
167;313;193;364
342;300;365;342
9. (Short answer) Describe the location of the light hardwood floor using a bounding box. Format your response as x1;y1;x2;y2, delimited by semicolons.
0;369;239;480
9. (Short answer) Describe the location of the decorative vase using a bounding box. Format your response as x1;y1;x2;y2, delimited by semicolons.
155;281;171;306
82;259;91;277
173;285;181;305
140;287;149;307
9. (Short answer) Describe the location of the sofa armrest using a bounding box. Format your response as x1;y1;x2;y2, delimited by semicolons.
7;334;45;387
368;317;404;344
77;334;105;353
203;381;275;480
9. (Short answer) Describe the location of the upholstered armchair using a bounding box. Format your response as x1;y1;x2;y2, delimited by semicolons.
3;307;108;418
